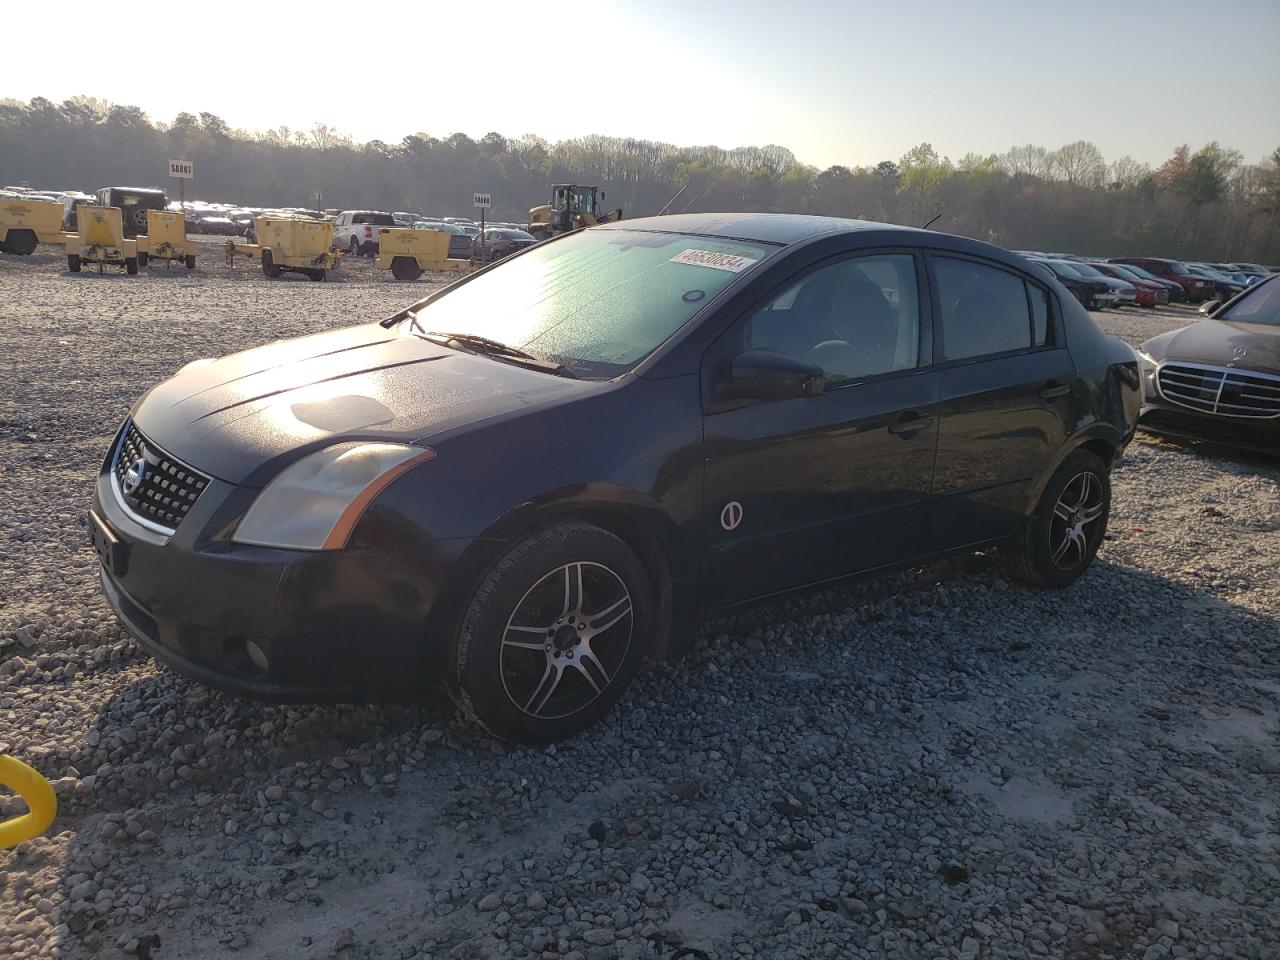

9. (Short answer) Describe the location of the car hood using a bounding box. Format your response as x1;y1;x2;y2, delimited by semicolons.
132;323;595;485
1144;319;1280;374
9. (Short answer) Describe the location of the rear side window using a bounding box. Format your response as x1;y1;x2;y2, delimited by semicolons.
935;257;1038;360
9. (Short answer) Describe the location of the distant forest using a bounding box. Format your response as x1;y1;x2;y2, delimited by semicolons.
3;96;1278;261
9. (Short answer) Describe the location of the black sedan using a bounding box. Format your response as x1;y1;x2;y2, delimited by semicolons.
475;227;538;263
88;213;1140;743
1136;276;1280;452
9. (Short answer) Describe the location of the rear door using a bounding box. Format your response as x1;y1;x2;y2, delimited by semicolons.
926;253;1077;549
700;250;941;608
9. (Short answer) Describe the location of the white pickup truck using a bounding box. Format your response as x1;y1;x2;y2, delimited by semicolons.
331;210;397;256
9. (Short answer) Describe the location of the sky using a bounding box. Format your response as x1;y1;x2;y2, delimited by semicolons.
5;0;1279;169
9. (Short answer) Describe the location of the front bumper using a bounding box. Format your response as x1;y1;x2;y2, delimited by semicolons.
1138;401;1280;454
90;468;472;702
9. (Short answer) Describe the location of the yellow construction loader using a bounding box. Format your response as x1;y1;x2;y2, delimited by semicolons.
527;184;621;240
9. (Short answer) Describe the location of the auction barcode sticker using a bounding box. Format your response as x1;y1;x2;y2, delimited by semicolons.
669;249;759;273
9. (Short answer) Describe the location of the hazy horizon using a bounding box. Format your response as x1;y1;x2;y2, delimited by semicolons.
6;0;1279;169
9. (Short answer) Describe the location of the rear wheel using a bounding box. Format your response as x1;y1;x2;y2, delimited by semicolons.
5;230;37;255
348;237;360;257
261;250;281;278
185;255;196;270
448;523;651;744
390;256;422;281
1002;449;1110;588
308;268;326;281
125;257;138;275
137;251;149;267
67;254;80;273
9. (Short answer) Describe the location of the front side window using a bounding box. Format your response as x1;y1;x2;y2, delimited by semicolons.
745;254;920;383
935;257;1037;360
408;229;774;377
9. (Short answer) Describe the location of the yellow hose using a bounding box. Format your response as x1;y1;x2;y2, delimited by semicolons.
0;755;57;849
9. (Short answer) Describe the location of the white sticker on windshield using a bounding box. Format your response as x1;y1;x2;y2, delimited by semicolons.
669;249;759;273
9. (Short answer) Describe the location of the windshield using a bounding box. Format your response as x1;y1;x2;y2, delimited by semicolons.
406;228;773;377
1165;260;1191;275
1068;263;1106;278
1220;278;1280;326
1120;264;1162;283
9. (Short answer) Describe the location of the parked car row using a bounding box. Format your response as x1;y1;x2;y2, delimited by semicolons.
1015;249;1276;311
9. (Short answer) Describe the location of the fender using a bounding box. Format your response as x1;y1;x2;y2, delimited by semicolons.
422;482;696;665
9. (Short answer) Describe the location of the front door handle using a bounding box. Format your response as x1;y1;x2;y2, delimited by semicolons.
1039;382;1071;400
888;413;936;436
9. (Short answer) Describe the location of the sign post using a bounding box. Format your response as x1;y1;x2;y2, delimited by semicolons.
168;159;194;214
473;192;491;261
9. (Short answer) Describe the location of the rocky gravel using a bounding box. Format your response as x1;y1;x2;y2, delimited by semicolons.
1;248;1278;960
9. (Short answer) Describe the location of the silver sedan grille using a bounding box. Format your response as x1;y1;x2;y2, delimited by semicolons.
1155;362;1280;419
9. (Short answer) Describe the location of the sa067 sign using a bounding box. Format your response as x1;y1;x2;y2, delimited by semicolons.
168;159;194;180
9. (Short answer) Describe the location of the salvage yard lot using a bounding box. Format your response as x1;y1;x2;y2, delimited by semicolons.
1;246;1278;960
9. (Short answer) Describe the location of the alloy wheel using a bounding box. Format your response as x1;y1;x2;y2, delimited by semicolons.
1050;471;1106;569
500;562;633;720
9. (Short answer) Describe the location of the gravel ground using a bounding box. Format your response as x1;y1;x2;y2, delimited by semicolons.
1;246;1278;960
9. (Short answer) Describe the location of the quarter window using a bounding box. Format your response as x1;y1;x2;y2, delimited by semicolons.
746;254;921;383
935;257;1037;360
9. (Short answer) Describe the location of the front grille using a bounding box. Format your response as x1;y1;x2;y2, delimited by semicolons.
112;422;210;530
1156;363;1280;419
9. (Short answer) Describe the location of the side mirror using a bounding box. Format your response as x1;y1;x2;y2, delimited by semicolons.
721;349;825;401
1199;300;1221;316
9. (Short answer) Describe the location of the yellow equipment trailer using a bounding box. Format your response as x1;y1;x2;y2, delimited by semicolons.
0;197;67;255
137;209;196;269
375;228;475;281
65;206;139;274
225;217;337;280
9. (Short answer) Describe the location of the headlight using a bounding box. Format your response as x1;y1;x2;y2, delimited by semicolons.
232;442;435;550
1135;348;1158;373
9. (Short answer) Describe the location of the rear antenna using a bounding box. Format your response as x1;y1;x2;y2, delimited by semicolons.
921;213;942;230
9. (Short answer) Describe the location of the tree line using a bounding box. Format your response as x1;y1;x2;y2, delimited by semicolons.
2;96;1278;262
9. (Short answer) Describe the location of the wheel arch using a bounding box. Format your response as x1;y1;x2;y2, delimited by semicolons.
423;485;689;669
1026;424;1122;511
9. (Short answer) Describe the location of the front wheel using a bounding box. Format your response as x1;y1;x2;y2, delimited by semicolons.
261;250;281;278
448;523;651;744
137;251;149;267
1002;449;1110;588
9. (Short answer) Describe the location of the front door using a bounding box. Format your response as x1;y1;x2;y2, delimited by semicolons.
700;251;941;609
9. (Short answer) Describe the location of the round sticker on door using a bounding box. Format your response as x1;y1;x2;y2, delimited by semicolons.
720;501;743;531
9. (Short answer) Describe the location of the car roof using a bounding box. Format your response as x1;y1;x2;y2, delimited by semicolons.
599;212;934;246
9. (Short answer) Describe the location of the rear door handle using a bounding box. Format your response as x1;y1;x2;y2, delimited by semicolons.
888;414;936;436
1039;382;1071;400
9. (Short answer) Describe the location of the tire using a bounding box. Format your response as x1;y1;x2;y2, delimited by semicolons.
349;237;360;257
185;255;196;270
125;257;138;276
5;230;37;255
137;251;149;267
308;268;326;282
1001;449;1111;588
67;254;80;273
130;207;149;235
261;250;281;278
449;523;652;744
390;256;422;281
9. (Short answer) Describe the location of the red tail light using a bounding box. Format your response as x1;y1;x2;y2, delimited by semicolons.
363;225;372;238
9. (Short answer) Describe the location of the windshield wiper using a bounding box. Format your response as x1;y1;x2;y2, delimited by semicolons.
422;331;578;378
